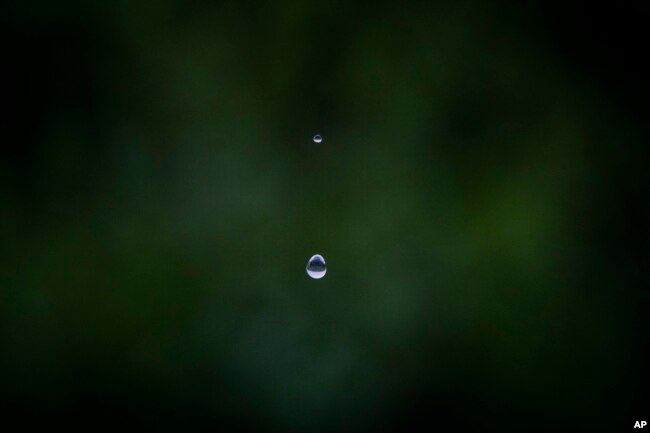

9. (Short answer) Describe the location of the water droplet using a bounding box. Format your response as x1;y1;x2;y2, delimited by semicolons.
306;254;327;279
313;134;323;143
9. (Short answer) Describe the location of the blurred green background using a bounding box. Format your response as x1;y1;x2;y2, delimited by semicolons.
2;1;648;431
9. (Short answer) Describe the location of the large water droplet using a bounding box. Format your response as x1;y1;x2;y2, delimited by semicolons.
313;134;323;143
306;254;327;279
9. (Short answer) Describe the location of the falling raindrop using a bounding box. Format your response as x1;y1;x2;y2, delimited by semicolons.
313;134;323;143
306;254;327;279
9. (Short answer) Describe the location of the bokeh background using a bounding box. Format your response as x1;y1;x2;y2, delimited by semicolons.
2;1;648;431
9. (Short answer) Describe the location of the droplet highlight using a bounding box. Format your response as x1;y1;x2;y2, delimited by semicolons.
306;254;327;279
313;134;323;143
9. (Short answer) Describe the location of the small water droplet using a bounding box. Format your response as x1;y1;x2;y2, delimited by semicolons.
313;134;323;143
306;254;327;279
